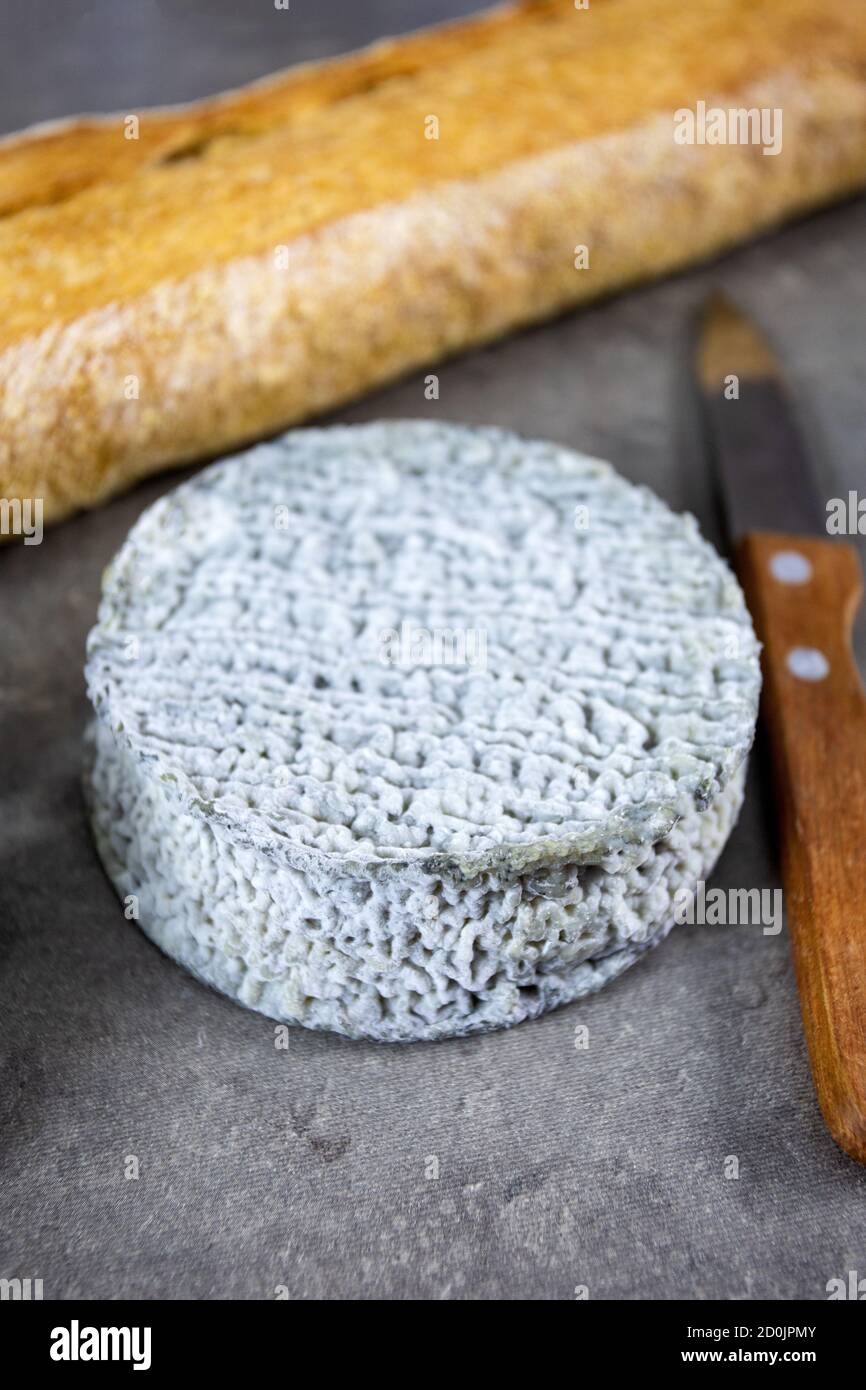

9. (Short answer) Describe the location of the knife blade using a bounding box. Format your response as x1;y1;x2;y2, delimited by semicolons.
697;295;826;541
694;294;866;1167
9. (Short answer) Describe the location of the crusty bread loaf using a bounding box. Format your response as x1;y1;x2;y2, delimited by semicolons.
2;0;866;527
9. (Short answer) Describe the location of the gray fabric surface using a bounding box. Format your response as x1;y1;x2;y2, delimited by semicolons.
2;0;866;1301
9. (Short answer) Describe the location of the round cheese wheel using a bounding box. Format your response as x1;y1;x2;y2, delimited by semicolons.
84;421;760;1041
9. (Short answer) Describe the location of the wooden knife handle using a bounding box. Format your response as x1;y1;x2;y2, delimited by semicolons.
736;531;866;1164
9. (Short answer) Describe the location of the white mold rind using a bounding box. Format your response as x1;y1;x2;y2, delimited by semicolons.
84;420;760;1041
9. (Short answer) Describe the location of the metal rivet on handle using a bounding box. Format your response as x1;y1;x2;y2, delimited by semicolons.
787;646;829;682
770;550;812;585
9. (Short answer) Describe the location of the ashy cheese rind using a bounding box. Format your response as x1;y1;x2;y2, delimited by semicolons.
84;420;761;1041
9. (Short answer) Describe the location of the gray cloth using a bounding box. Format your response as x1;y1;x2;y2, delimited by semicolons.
2;0;866;1300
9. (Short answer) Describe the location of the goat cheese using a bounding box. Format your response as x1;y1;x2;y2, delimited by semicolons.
84;421;760;1041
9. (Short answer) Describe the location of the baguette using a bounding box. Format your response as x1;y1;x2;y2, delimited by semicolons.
2;0;866;527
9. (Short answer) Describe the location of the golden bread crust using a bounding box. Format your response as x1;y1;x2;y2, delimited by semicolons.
1;0;866;524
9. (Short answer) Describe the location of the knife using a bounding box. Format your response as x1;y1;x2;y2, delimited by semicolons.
695;294;866;1166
